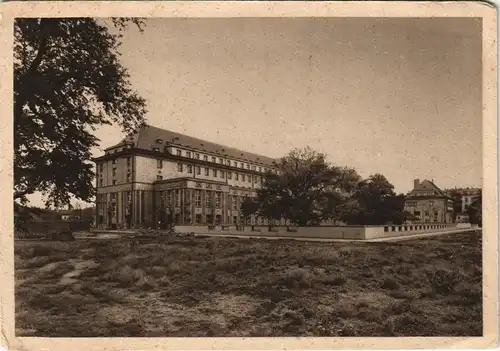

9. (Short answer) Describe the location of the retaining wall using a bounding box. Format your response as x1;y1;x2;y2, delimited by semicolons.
175;223;469;240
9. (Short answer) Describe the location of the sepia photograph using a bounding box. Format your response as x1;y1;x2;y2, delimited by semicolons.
0;1;498;350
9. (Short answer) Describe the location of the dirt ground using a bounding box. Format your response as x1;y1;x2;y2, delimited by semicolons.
14;230;482;337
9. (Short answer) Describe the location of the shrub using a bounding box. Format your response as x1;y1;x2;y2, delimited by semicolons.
18;245;52;259
322;276;346;286
426;268;463;294
281;267;313;289
381;278;400;290
17;256;51;269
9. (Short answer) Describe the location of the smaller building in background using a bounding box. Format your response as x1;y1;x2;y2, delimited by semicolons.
443;187;481;222
404;179;454;223
457;188;481;213
59;210;81;222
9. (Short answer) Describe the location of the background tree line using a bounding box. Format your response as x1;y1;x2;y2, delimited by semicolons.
241;147;409;227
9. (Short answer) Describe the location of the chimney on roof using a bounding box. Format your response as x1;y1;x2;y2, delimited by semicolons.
414;179;420;189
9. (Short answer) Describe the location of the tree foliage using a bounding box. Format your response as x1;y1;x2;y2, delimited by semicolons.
240;197;260;225
467;192;482;226
244;147;362;226
14;18;147;208
339;174;406;225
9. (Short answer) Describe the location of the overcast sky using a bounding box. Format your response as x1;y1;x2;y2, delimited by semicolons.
27;17;482;207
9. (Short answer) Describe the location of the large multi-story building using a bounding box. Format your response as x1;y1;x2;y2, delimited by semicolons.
93;125;281;229
404;179;454;223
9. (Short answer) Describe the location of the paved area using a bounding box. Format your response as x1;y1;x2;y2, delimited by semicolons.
192;228;478;243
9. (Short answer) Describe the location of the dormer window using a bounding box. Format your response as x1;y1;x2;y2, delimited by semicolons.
156;139;163;144
152;147;160;152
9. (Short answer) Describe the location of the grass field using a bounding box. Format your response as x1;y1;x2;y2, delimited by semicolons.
15;230;482;337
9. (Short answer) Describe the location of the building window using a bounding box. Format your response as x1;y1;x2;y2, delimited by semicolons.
157;160;163;169
186;151;191;158
236;173;239;181
220;171;225;179
248;176;251;183
240;163;244;168
195;214;202;224
99;163;104;171
175;190;181;207
195;190;201;207
219;158;223;164
205;191;211;207
226;160;231;166
112;180;117;185
187;165;193;174
233;197;238;210
212;156;216;163
215;192;221;208
204;155;208;161
246;164;250;170
196;166;201;175
195;153;200;160
99;178;103;187
234;161;238;167
112;168;116;176
176;150;181;156
152;147;160;152
242;174;245;181
228;172;232;180
204;167;209;176
126;174;131;182
157;175;163;181
127;157;131;167
252;165;256;171
112;159;117;164
177;163;183;172
167;191;173;206
258;167;262;172
213;169;217;177
254;175;258;182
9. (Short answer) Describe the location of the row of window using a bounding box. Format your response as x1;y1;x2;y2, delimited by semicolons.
98;158;132;187
412;211;438;216
170;147;273;174
174;163;262;183
168;213;255;226
160;190;246;209
99;157;131;172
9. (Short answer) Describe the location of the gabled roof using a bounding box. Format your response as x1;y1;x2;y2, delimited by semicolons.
408;179;447;197
106;124;278;167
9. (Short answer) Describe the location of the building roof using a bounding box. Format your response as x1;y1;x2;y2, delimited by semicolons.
107;124;278;167
407;179;448;197
443;187;482;196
